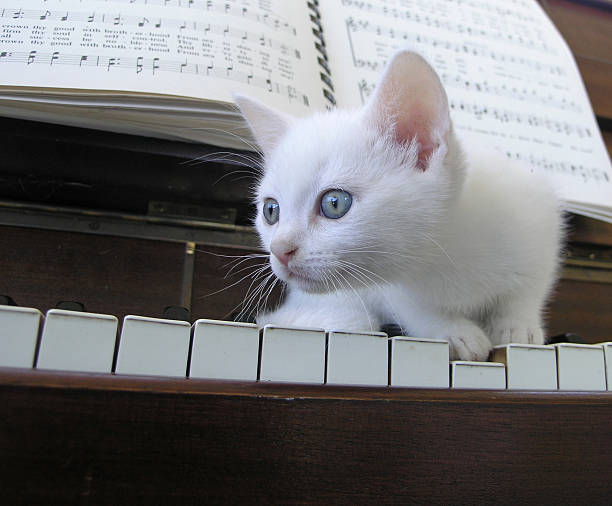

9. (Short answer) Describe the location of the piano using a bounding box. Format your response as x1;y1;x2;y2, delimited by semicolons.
1;0;612;502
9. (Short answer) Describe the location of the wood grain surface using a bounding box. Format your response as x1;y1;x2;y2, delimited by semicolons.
1;368;612;504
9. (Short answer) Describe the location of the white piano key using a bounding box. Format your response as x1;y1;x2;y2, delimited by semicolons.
190;319;259;381
326;330;388;386
0;305;43;368
37;309;118;373
115;315;190;377
450;361;506;389
599;342;612;391
492;344;558;390
260;325;326;383
391;336;449;388
555;343;606;391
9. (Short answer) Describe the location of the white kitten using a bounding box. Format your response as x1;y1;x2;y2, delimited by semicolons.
235;50;563;361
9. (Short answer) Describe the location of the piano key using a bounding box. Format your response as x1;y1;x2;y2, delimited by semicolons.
190;319;259;381
55;301;86;312
115;315;190;377
0;305;43;368
37;309;118;373
391;336;449;387
555;343;606;391
600;342;611;390
492;344;558;390
450;361;506;389
327;330;388;386
0;295;17;306
163;305;191;322
260;325;326;383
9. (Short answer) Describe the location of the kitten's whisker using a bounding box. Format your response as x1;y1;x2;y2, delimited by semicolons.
258;276;281;319
225;258;270;278
237;271;276;322
211;170;257;187
195;249;267;260
415;231;458;269
244;273;272;318
184;127;263;156
336;260;390;286
231;269;271;321
182;150;263;171
332;269;374;332
198;262;268;299
336;262;403;333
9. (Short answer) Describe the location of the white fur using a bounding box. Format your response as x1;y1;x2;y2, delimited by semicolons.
235;51;563;361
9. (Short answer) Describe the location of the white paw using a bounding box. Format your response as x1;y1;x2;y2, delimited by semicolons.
446;331;492;361
488;321;544;346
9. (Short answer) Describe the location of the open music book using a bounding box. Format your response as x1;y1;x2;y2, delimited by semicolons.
1;0;611;221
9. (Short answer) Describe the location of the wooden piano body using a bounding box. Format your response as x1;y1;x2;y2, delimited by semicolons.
3;369;612;504
1;0;612;502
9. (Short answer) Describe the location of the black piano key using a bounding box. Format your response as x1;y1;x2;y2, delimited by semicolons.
546;333;586;344
56;301;86;312
163;305;191;323
0;295;17;306
380;323;404;337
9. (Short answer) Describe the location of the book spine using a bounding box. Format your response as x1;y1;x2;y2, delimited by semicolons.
307;0;336;107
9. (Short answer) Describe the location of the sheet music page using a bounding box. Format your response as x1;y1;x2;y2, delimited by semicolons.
0;0;326;115
320;0;612;213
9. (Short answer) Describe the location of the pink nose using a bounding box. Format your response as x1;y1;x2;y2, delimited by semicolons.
271;245;297;267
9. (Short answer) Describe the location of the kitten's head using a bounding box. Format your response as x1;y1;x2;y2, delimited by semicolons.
235;51;464;293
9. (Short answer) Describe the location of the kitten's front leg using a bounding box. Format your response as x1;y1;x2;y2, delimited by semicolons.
485;295;545;346
257;288;381;333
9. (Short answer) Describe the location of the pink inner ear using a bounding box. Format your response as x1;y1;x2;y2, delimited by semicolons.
394;116;436;171
367;51;450;171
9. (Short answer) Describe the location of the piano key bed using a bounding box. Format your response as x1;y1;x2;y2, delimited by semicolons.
1;304;610;390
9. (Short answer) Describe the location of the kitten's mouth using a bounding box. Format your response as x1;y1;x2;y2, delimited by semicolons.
270;258;334;294
284;269;330;294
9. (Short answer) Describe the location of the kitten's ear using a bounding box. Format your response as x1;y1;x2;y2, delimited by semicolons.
233;94;293;156
365;51;450;170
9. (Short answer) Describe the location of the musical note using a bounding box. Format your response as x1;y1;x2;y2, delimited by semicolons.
107;57;118;71
439;73;581;113
344;17;562;71
448;99;589;137
0;7;302;63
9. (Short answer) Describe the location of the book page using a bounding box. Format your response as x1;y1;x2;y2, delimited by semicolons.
0;0;328;116
320;0;612;213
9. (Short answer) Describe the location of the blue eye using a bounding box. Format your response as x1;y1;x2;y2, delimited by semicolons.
320;189;352;219
263;198;279;224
